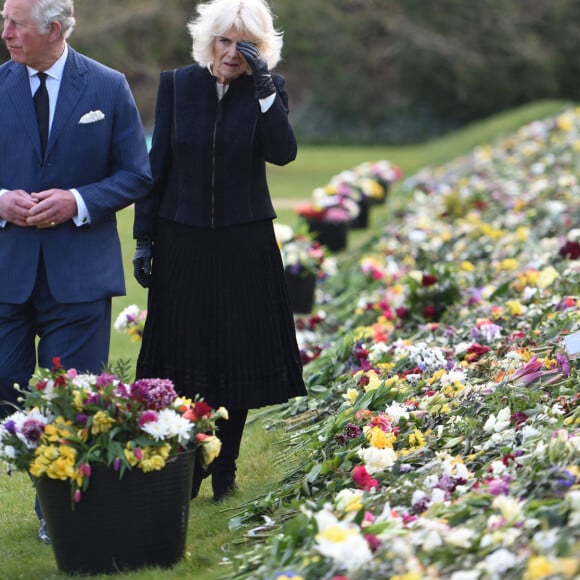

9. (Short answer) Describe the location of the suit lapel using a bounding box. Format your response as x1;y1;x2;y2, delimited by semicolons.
6;63;44;160
47;49;88;154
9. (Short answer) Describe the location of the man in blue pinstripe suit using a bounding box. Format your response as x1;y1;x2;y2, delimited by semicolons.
0;0;151;542
0;0;151;451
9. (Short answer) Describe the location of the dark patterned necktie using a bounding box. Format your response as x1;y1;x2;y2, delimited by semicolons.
33;72;49;157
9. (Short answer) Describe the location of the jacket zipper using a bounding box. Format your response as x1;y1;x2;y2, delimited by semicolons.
211;100;222;229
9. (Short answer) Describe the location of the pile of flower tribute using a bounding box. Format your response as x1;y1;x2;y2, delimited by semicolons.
228;109;580;579
274;223;331;279
296;159;403;225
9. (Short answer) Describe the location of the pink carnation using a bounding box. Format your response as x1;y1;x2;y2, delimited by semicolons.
352;464;379;491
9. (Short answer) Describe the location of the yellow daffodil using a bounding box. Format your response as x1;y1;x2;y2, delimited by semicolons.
342;388;359;404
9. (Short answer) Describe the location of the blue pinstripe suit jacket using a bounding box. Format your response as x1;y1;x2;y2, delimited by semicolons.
0;47;152;304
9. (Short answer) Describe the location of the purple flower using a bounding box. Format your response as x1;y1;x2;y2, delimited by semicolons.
130;378;177;411
114;383;130;398
511;355;554;386
76;413;89;425
20;418;45;443
85;393;101;405
435;473;456;493
345;423;363;439
467;287;484;306
510;411;529;428
95;372;119;388
412;496;430;514
444;325;458;338
487;478;511;496
556;353;571;377
3;419;16;434
554;469;575;490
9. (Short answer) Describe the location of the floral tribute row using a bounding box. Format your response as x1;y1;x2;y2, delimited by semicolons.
228;109;580;579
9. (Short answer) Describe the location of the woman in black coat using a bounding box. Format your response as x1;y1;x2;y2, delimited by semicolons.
132;0;307;502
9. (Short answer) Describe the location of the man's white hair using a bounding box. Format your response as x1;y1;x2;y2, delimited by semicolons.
32;0;76;39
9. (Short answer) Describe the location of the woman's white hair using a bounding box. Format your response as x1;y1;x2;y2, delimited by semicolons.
32;0;76;39
187;0;283;70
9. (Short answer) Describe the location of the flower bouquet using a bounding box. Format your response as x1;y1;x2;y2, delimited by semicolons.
275;224;326;313
296;189;359;252
275;223;326;279
0;357;226;501
353;159;403;205
114;303;147;341
0;357;228;573
327;170;371;229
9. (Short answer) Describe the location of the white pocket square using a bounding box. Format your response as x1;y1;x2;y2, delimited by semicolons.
78;110;105;124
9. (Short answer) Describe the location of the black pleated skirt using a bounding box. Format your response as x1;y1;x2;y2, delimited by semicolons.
136;218;307;410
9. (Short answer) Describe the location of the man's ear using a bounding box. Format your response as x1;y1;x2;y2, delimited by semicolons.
47;21;62;42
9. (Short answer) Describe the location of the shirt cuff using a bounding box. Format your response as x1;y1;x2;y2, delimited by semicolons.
71;189;90;226
0;189;6;227
0;189;90;227
259;93;276;113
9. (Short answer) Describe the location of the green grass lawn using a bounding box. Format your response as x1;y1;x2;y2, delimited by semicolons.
0;99;572;579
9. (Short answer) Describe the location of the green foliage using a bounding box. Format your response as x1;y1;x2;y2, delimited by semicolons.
2;0;578;142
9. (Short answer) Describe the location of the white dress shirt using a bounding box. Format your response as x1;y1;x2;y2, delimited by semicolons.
0;43;90;227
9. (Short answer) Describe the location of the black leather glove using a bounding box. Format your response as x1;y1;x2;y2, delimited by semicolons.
236;41;276;100
133;236;153;288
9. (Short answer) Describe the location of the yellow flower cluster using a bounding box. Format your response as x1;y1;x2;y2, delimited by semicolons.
127;326;142;343
525;555;578;579
408;428;427;449
26;417;91;484
91;410;115;434
365;426;396;449
30;444;76;480
124;443;171;472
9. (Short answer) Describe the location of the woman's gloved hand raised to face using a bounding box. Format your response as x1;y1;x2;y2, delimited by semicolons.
236;40;276;100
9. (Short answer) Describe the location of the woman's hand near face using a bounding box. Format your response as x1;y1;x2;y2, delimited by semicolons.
236;40;275;99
